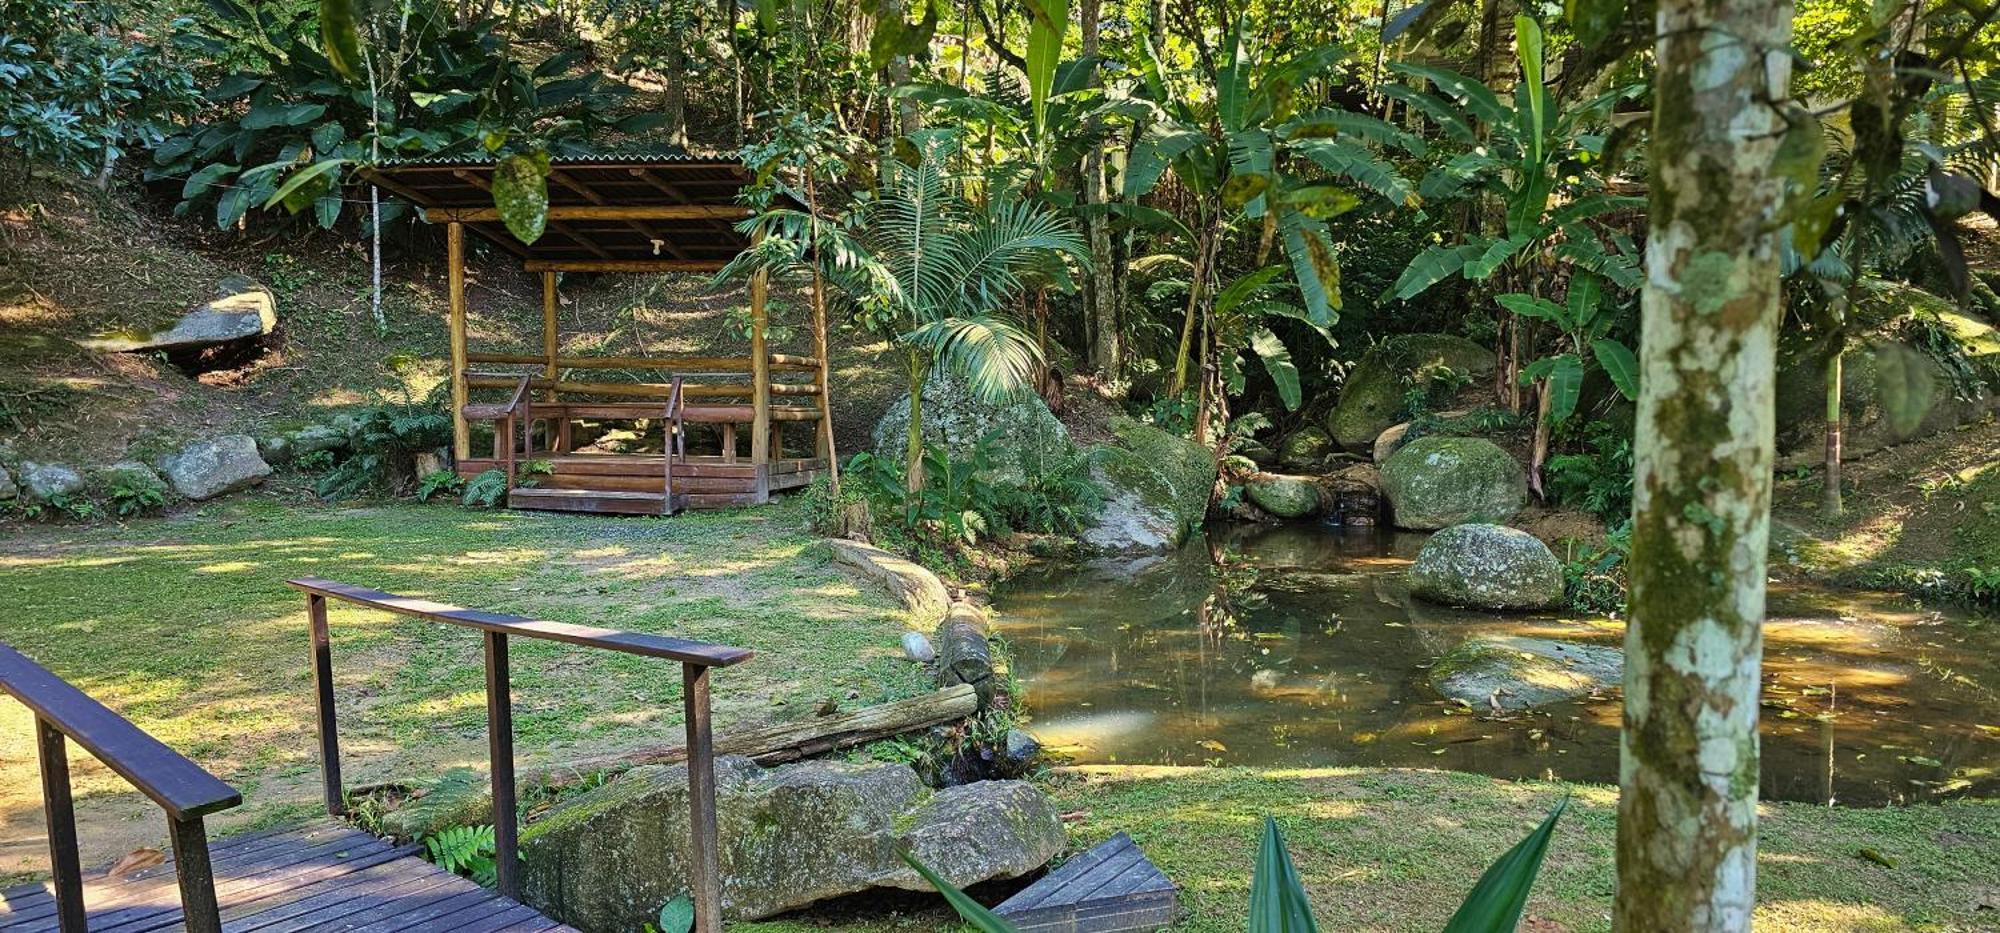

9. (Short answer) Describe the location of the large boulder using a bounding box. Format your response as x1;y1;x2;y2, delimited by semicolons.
1326;334;1495;450
1380;437;1526;529
1429;636;1622;711
1409;523;1564;609
18;462;84;501
872;371;1069;483
0;465;14;501
80;276;277;354
1244;473;1323;519
157;435;271;501
1082;418;1218;552
1277;427;1333;469
520;756;1063;927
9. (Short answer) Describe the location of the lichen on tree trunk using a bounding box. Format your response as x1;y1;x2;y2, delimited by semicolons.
1616;0;1794;928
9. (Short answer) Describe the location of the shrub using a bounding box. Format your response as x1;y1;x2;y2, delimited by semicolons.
461;469;508;508
0;0;196;177
423;824;497;888
1545;421;1634;525
316;404;451;499
415;469;464;502
107;475;168;517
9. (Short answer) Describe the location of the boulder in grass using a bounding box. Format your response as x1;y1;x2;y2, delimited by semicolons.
1244;473;1323;519
80;276;277;354
1380;436;1527;529
0;464;16;501
520;756;1063;925
1429;635;1622;711
1408;523;1565;609
157;435;271;501
18;462;84;502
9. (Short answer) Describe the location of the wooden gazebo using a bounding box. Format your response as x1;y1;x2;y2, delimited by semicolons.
362;154;833;515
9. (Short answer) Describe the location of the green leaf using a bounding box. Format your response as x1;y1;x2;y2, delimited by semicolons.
1464;236;1527;280
1278;211;1342;324
1545;354;1584;421
241;102;328;131
314;193;342;229
493;151;552;245
899;850;1019;932
1566;273;1604;329
1389;242;1489;301
1442;796;1567;933
1277;109;1426;155
1495;293;1564;322
1873;343;1936;436
1125;127;1209;197
1592;339;1639;400
1250;817;1319;932
265;159;345;213
320;0;364;82
1772;107;1825;196
181;162;238;201
1389;62;1508;126
1281;183;1361;220
310;122;344;155
1222;172;1273;211
1250;327;1302;411
1023;0;1070;139
1566;0;1627;46
1377;84;1478;145
655;894;695;933
1292;139;1416;206
1514;16;1548;165
1791;192;1843;258
1216;15;1252;132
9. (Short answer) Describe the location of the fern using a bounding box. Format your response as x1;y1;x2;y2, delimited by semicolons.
461;469;508;508
424;824;498;887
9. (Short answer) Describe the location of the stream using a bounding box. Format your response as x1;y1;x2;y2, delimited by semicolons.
993;522;1998;806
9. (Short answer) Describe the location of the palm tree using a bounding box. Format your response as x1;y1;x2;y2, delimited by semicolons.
724;130;1088;492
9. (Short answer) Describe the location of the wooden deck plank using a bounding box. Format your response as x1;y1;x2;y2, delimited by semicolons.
995;832;1178;933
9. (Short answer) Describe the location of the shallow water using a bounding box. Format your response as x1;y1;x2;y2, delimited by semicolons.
993;523;1998;805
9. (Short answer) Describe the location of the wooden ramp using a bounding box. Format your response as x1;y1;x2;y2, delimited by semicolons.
994;832;1177;932
0;820;572;933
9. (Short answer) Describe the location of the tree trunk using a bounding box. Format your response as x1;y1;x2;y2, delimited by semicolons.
903;348;931;496
664;36;689;147
1080;0;1121;377
1172;214;1218;399
1822;349;1842;518
1615;0;1794;927
1528;379;1551;498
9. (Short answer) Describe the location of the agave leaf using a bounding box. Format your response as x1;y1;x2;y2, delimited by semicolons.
899;850;1020;932
1250;817;1319;932
493;151;552;245
1442;795;1568;933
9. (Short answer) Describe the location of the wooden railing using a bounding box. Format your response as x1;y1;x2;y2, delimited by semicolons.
663;376;684;512
288;578;752;932
0;642;243;933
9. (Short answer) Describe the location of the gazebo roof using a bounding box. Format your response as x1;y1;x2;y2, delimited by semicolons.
360;153;758;272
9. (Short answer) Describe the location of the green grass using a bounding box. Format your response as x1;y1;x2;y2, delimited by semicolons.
0;496;931;881
740;766;2000;932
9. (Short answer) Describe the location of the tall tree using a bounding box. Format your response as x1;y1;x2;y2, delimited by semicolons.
1079;0;1122;377
1615;0;1795;926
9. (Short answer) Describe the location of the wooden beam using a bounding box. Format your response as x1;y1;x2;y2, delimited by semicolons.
451;170;613;260
448;222;470;460
426;204;754;223
628;168;742;238
521;259;729;274
548;170;693;261
541;272;559;405
749;267;771;476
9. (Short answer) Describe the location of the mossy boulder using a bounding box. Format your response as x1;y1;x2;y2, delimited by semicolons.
1429;636;1622;711
1408;523;1564;609
872;370;1069;483
1326;334;1495;450
1380;437;1526;529
1244;473;1323;519
1082;418;1218;552
376;767;494;841
1775;280;2000;464
18;461;84;501
519;756;1062;926
1278;427;1334;468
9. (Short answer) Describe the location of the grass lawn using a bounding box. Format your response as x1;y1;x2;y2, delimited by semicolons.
0;496;931;884
743;767;2000;933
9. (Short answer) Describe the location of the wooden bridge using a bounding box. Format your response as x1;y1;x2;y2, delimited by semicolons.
0;578;750;932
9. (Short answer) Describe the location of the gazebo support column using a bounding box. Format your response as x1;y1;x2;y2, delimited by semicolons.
810;277;838;484
447;222;470;461
749;267;772;502
541;271;559;452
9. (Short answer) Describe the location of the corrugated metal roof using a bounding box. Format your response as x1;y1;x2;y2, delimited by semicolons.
374;149;734;168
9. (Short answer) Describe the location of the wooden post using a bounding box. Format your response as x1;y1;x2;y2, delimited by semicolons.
36;719;86;933
541;272;559;453
308;593;344;816
682;663;722;933
749;269;771;474
809;277;838;485
448;222;471;461
485;631;521;900
167;815;222;933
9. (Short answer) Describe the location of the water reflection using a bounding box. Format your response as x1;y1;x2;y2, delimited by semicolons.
995;522;1998;805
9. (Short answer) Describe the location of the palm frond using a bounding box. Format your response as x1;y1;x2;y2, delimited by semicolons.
901;315;1044;402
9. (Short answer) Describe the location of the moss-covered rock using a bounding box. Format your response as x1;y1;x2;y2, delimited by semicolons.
1408;523;1564;609
1380;437;1527;529
1325;334;1495;450
520;756;1062;926
1428;636;1622;711
1082;418;1218;552
1775;280;2000;464
1278;427;1333;468
871;370;1069;483
376;767;494;841
1244;473;1323;518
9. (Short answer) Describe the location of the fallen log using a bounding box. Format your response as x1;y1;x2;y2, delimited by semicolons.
936;601;996;706
527;684;979;786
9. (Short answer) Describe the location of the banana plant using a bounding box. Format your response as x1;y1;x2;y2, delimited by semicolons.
1495;275;1639;492
1120;15;1419;432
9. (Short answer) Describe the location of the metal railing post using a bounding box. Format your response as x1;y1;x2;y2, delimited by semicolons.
167;815;222;933
36;718;86;933
486;631;521;900
308;592;344;816
683;662;722;933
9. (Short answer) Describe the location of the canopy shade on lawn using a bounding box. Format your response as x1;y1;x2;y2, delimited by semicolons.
359;153;757;272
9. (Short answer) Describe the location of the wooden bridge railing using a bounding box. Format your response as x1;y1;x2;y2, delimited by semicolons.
0;642;243;933
287;578;752;932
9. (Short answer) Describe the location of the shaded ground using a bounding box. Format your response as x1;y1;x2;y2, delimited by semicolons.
0;497;930;885
739;766;2000;932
